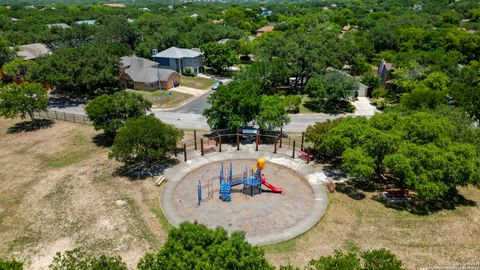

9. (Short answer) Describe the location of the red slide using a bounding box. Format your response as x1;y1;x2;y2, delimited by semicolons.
262;181;283;193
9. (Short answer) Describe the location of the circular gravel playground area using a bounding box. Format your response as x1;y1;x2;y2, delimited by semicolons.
161;151;328;245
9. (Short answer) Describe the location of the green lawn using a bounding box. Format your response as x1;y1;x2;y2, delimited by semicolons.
127;89;193;109
299;96;317;114
180;76;215;90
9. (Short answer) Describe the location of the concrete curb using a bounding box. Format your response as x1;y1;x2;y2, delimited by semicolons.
160;147;329;246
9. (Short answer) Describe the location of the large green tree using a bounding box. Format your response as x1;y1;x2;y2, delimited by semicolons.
28;45;120;97
138;222;273;270
200;42;238;73
110;116;183;167
85;91;151;137
306;72;358;112
0;82;48;121
203;80;260;130
312;112;480;202
257;95;290;130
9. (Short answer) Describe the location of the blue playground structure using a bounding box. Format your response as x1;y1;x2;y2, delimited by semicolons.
197;161;263;206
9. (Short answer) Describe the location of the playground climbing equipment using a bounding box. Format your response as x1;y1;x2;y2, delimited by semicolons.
197;158;283;206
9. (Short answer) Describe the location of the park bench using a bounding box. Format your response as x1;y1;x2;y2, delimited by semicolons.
203;144;216;154
298;151;313;162
381;189;411;204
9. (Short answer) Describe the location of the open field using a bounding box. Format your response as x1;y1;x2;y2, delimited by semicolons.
0;118;479;269
264;187;480;269
180;76;214;90
126;89;193;109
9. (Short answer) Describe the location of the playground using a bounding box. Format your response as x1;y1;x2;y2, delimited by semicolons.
161;152;328;245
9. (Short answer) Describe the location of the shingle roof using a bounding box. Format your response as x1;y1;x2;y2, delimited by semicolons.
47;23;71;29
121;56;177;83
17;43;51;60
256;25;274;32
153;47;202;59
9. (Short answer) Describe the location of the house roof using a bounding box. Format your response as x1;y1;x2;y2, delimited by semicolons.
120;56;177;83
384;63;394;71
17;43;51;60
104;3;126;7
342;24;351;32
75;20;96;25
217;38;231;44
153;47;202;59
47;23;71;29
256;25;274;32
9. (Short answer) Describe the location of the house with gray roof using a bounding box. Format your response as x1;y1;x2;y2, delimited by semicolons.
119;56;180;90
152;47;204;74
16;43;51;60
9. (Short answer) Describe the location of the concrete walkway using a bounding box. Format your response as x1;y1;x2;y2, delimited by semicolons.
161;145;330;245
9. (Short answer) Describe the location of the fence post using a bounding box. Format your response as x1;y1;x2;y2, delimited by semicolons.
301;132;304;151
194;130;197;150
201;138;204;156
183;143;187;162
274;137;277;154
219;135;222;152
83;115;86;124
73;114;76;123
54;110;58;119
236;131;240;151
63;112;67;121
292;140;296;158
255;132;259;152
279;127;283;148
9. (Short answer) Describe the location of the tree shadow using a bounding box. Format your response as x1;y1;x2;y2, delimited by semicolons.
7;119;54;134
335;182;366;200
372;192;477;215
113;158;179;181
92;133;114;148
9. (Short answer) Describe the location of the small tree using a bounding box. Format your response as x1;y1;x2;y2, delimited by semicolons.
201;42;238;73
283;95;301;113
85;91;151;137
257;95;290;130
110;116;183;167
138;222;274;270
0;258;23;270
49;249;127;270
361;249;404;270
0;82;48;121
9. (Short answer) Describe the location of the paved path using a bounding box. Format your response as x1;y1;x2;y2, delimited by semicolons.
161;145;329;245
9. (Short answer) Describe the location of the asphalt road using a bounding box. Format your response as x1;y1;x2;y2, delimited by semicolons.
48;93;376;132
169;90;212;114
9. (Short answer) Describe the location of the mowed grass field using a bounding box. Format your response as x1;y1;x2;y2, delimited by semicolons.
180;75;214;90
0;118;479;269
126;89;194;109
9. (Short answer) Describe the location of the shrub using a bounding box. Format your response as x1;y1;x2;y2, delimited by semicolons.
0;258;23;270
49;249;127;270
182;68;196;77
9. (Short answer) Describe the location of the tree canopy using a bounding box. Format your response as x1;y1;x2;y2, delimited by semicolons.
200;42;238;74
307;111;480;202
0;82;48;121
138;222;274;270
85;91;152;137
110;116;183;167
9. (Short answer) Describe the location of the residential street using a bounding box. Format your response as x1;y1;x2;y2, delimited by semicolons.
48;95;376;132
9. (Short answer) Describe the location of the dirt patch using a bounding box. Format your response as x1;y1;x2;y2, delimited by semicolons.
0;119;167;269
